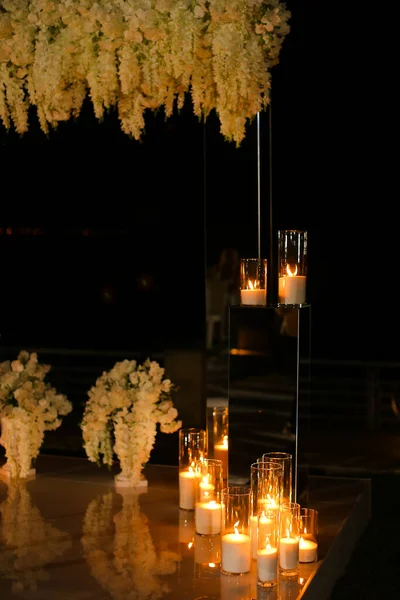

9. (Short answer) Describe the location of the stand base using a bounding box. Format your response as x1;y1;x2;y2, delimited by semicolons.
0;463;36;480
114;473;148;489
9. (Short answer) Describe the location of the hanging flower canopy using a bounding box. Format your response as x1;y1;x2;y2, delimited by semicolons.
0;0;290;145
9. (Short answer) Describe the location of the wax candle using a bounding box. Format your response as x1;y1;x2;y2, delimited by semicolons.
195;500;222;536
214;436;228;479
222;532;251;574
299;537;318;563
199;475;215;501
278;275;306;305
279;536;299;571
257;544;278;584
250;514;274;559
179;469;196;510
240;288;266;306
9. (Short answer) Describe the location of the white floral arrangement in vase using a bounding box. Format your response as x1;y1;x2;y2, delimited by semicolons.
81;358;182;488
0;351;72;479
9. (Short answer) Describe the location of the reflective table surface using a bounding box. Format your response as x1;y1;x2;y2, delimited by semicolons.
0;456;368;600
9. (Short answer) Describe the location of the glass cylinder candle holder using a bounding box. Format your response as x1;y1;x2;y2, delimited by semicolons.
250;462;282;559
299;508;318;563
261;452;293;504
179;428;207;511
277;230;307;306
221;487;251;575
213;406;229;480
240;258;267;306
257;509;278;588
195;459;223;536
179;509;195;545
279;502;300;576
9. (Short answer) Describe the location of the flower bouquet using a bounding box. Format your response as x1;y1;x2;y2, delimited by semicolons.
0;351;72;479
81;358;182;487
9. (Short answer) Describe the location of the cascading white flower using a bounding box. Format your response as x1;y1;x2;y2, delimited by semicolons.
0;351;73;479
0;0;290;145
81;358;182;486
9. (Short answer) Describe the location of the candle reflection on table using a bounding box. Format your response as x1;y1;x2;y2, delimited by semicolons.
220;572;253;600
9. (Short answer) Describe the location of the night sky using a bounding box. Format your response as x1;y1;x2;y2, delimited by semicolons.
0;0;393;361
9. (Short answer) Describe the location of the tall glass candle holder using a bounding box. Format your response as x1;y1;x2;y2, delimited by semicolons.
195;459;223;536
195;532;222;565
299;508;318;563
279;502;300;577
221;487;251;575
277;230;307;306
179;428;207;511
250;462;282;559
213;406;229;480
240;258;267;306
257;509;278;588
261;452;293;504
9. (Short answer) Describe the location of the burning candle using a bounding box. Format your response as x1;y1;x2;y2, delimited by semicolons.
179;467;196;510
199;474;215;501
195;500;222;536
278;265;306;305
214;435;228;479
250;512;274;560
299;536;318;563
257;539;278;585
279;530;299;571
222;521;251;574
240;279;266;306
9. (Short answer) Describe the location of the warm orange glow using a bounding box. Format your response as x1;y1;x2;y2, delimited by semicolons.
223;435;228;449
209;563;216;568
265;535;271;552
234;520;240;536
188;542;193;549
247;279;260;290
286;264;298;277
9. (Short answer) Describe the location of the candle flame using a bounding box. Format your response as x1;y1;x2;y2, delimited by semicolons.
209;501;217;507
266;535;271;552
299;578;304;585
209;563;216;568
201;474;210;485
247;279;260;290
188;542;193;549
223;435;228;449
234;520;240;536
286;264;298;277
189;466;194;474
304;527;307;534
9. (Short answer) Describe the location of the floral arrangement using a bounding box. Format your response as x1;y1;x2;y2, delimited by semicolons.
0;0;290;145
81;358;182;485
0;351;72;479
82;491;179;600
0;480;72;593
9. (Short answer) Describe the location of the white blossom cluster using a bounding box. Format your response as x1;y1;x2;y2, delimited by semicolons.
0;351;72;478
0;0;290;145
81;358;181;485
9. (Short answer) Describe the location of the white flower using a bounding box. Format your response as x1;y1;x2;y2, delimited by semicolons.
81;357;181;482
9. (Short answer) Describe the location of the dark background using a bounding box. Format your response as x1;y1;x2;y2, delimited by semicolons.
0;0;390;361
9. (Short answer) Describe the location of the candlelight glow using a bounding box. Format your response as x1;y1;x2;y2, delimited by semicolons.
223;435;228;449
265;535;271;552
208;501;217;507
209;563;216;568
286;264;298;277
234;520;240;536
247;279;260;290
188;542;193;549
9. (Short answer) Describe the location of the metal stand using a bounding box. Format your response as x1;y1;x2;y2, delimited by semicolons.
227;304;311;501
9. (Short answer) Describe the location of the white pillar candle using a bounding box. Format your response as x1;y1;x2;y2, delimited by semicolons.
257;545;278;583
179;469;196;510
199;477;215;502
222;532;251;574
278;275;306;305
240;288;266;306
195;501;222;536
299;537;318;563
279;536;299;570
250;514;274;559
214;443;228;479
